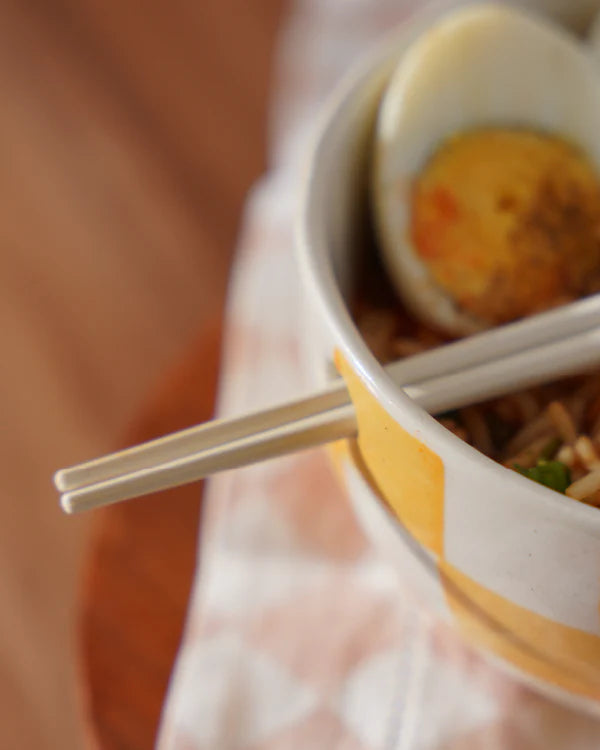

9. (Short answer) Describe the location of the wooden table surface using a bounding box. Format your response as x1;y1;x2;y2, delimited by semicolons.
0;0;284;747
67;1;286;746
79;320;223;750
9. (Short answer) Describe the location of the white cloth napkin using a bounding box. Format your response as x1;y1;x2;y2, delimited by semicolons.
158;1;600;747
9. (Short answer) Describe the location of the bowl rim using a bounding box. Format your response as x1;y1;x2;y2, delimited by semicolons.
295;0;600;535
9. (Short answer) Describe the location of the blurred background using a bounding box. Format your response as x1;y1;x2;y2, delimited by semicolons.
0;0;283;746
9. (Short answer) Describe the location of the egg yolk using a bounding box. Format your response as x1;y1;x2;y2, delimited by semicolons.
411;129;600;325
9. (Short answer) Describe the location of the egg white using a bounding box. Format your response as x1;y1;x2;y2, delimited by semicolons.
372;2;600;335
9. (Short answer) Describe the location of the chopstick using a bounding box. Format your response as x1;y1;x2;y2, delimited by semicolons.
57;296;600;514
54;382;349;493
56;293;600;494
60;404;356;513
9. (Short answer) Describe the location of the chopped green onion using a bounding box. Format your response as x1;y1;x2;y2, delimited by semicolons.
513;460;571;494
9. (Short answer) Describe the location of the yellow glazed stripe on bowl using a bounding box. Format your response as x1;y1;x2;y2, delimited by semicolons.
338;352;600;702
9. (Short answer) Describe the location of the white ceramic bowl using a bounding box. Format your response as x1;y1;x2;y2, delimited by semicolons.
297;0;600;713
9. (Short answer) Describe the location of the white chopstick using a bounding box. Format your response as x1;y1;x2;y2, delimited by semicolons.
60;404;356;513
54;382;349;493
59;314;600;514
56;293;600;495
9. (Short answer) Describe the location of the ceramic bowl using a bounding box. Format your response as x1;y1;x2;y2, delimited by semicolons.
296;0;600;712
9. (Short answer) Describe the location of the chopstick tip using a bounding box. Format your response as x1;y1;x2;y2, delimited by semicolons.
54;469;69;492
60;493;76;514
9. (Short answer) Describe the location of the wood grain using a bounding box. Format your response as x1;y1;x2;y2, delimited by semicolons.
0;0;284;746
79;321;223;750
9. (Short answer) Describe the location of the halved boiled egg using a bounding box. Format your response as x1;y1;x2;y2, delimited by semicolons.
372;3;600;336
